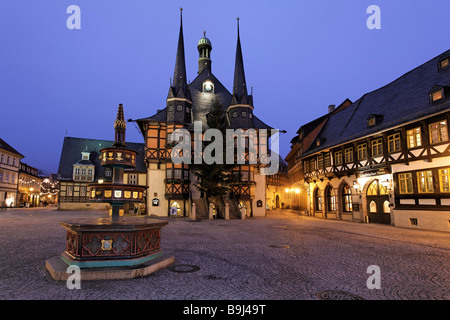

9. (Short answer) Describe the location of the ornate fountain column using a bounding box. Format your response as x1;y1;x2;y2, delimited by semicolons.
46;104;173;280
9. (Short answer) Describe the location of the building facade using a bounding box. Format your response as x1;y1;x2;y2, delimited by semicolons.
134;11;277;218
291;50;450;232
18;162;43;207
57;136;147;212
0;138;24;207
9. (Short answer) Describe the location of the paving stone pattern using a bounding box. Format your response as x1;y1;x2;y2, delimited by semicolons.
0;208;448;300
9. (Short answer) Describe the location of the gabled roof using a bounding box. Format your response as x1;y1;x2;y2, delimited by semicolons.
300;49;450;158
0;138;24;158
57;137;146;181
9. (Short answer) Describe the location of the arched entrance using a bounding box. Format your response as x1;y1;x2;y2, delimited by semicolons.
170;201;181;216
366;179;390;224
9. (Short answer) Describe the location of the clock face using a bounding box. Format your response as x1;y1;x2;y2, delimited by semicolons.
203;81;214;93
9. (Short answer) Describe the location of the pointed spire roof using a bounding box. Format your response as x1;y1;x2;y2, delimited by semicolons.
171;8;188;98
113;103;127;147
232;17;250;105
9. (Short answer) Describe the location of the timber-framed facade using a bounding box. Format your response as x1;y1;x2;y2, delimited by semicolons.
291;50;450;232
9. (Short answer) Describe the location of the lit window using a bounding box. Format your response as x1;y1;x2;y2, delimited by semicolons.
315;189;322;211
129;174;137;185
357;144;367;160
80;187;86;197
317;154;323;170
387;133;401;153
398;173;413;194
429;120;448;144
371;138;383;157
439;168;450;192
326;187;336;211
440;58;449;69
334;150;343;165
304;160;310;173
324;153;331;167
67;186;73;197
342;185;352;212
344;148;353;163
406;127;422;148
367;117;376;127
417;170;434;193
309;158;316;171
431;90;443;101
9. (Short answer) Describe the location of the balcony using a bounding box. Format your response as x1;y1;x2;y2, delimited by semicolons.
89;183;146;204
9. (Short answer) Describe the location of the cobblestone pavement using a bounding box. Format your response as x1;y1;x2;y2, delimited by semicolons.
0;207;448;300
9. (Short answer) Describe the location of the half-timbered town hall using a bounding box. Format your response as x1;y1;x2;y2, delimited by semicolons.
134;10;275;218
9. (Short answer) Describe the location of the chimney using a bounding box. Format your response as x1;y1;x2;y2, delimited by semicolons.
328;105;335;113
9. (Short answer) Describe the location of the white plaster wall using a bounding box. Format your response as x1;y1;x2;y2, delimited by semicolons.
252;173;266;217
147;163;167;216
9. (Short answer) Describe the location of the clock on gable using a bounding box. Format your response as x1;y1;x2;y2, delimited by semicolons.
202;80;214;93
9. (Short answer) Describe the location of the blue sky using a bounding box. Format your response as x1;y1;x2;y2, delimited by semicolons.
0;0;449;174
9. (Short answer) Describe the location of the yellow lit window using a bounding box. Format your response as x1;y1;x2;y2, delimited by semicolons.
344;148;353;163
388;133;401;153
357;144;367;160
371;139;383;156
431;90;443;101
334;150;343;165
440;58;449;69
406;127;421;148
429;120;448;144
317;154;323;170
439;168;450;192
417;171;434;193
398;173;413;194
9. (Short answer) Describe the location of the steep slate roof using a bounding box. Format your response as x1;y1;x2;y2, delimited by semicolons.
57;137;146;181
134;14;271;133
0;138;24;158
300;50;450;158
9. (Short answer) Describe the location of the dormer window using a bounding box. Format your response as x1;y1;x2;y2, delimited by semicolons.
439;58;449;70
429;86;445;102
367;114;383;127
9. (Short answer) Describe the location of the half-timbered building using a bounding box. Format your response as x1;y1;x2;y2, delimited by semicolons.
295;50;450;232
57;136;147;212
134;11;276;218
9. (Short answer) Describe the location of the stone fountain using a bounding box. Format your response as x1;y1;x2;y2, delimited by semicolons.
46;104;173;280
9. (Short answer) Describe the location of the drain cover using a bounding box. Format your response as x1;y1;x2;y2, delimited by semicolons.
167;264;200;273
316;290;365;300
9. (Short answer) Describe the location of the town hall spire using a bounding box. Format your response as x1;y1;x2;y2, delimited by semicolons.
231;17;252;106
170;7;188;99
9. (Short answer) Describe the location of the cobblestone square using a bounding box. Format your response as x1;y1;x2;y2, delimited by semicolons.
0;208;448;300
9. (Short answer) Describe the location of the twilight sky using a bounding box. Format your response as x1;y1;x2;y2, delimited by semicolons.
1;0;448;175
